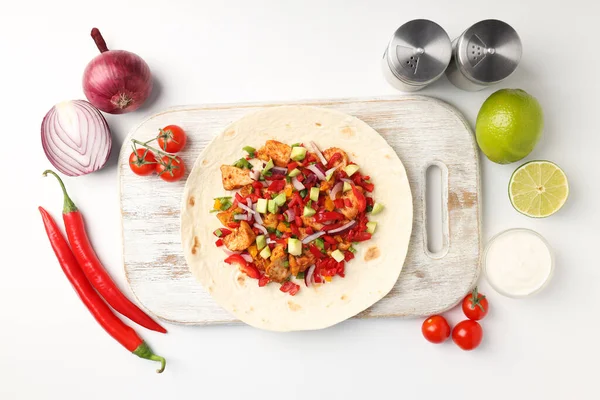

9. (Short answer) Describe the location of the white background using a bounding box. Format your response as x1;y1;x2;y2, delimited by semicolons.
1;1;599;399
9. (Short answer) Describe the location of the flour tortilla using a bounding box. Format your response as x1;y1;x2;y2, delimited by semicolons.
181;106;412;331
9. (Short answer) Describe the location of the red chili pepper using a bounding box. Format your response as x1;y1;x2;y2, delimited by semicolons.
224;255;260;279
294;216;303;227
258;275;270;287
323;235;337;245
215;239;224;247
287;162;298;172
315;211;345;223
39;207;165;373
268;180;286;192
327;152;342;168
309;244;325;259
280;281;300;296
334;199;345;209
321;222;343;232
351;184;367;213
43;171;166;334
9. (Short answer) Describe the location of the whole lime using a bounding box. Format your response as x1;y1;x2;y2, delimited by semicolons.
475;89;544;164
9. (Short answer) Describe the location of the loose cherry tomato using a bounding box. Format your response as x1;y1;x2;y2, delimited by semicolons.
452;320;483;351
462;287;489;321
156;155;185;182
129;148;156;176
157;125;187;153
421;315;451;344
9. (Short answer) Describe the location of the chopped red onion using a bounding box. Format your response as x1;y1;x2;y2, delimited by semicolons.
266;238;277;245
253;223;268;235
271;166;288;174
234;214;249;221
341;178;353;184
237;202;255;215
292;176;305;191
330;182;343;200
252;204;264;224
249;169;261;181
307;164;326;180
328;220;356;234
310;141;328;165
261;181;269;187
302;231;325;244
222;248;241;255
325;167;337;178
305;264;316;287
284;209;296;222
241;254;253;263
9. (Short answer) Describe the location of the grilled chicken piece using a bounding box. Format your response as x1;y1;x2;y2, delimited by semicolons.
262;213;279;230
323;147;349;168
339;188;360;220
301;216;324;231
297;227;309;240
254;256;269;272
266;245;290;282
256;140;292;167
294;251;316;273
220;165;254;190
238;184;254;197
223;221;256;251
216;207;242;226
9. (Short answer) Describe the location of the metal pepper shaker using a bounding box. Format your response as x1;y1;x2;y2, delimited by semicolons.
381;19;451;92
445;19;522;91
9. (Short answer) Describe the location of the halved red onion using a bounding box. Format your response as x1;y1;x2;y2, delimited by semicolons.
252;204;264;225
310;141;328;165
305;264;316;287
328;220;356;234
237;202;255;215
253;223;268;235
41;100;112;176
307;164;326;180
330;182;343;200
292;176;305;191
241;254;253;263
302;231;325;244
284;209;296;222
234;214;249;221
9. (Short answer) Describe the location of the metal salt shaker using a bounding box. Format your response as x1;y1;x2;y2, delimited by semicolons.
382;19;451;92
445;19;522;91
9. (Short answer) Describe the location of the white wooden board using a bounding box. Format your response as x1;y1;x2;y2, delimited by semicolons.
119;96;481;325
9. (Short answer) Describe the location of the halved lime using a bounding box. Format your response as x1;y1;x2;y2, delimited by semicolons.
509;161;569;218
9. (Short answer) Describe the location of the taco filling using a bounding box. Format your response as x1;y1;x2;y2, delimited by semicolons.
212;140;383;296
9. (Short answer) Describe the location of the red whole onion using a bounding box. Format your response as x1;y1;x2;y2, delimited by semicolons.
83;28;152;114
41;100;112;176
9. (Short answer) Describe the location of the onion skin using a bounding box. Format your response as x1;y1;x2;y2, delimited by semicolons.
82;28;152;114
41;100;112;176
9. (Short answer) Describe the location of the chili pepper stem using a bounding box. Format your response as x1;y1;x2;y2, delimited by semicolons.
131;139;178;160
133;342;166;373
43;170;78;213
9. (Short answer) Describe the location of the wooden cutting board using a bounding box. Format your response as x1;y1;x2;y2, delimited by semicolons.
118;96;481;325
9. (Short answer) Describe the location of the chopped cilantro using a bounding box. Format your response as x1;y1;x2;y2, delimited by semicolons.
266;227;277;234
233;158;252;169
366;204;374;213
262;170;272;177
285;176;291;183
275;230;283;238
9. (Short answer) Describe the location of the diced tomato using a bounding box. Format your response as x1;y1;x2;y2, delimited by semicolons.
334;199;345;209
294;216;303;227
215;239;223;247
268;180;286;192
258;275;270;287
277;214;285;221
252;181;263;191
351;185;367;213
252;227;261;235
288;192;303;208
240;263;261;279
323;235;337;245
344;199;352;208
224;254;247;267
251;194;261;203
321;222;343;232
305;226;314;234
287;161;298;172
336;261;345;277
362;182;374;192
227;222;240;229
315;211;345;223
290;223;300;237
305;153;317;164
353;232;372;242
296;174;305;183
344;251;354;261
280;281;300;296
309;244;325;259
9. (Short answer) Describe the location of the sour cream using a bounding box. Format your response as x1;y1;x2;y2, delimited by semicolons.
484;229;554;298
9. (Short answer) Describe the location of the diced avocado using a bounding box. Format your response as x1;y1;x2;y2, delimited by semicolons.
331;249;345;262
344;164;360;177
261;159;274;175
309;186;320;202
366;221;377;234
343;182;352;192
273;193;286;206
256;235;266;251
326;169;335;181
267;199;278;214
256;198;268;214
288;168;301;178
371;202;384;215
288;238;302;256
290;146;307;161
259;246;271;259
303;205;316;217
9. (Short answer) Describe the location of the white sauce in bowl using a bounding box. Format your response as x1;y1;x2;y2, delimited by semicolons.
484;229;553;298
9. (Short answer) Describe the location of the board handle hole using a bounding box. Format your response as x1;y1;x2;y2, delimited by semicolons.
425;163;449;258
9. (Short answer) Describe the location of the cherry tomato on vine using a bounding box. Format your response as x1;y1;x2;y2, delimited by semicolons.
129;148;156;176
452;320;483;351
156;155;186;182
421;315;451;344
462;287;489;321
157;125;187;153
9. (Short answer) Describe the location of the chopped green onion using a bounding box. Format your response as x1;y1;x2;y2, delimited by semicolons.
366;205;373;213
299;189;308;198
266;227;277;234
242;146;256;157
291;143;301;148
296;271;305;279
275;230;283;238
214;196;232;202
233;158;253;169
315;238;325;252
348;246;357;253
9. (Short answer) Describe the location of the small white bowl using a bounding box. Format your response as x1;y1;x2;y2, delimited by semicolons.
483;228;554;299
